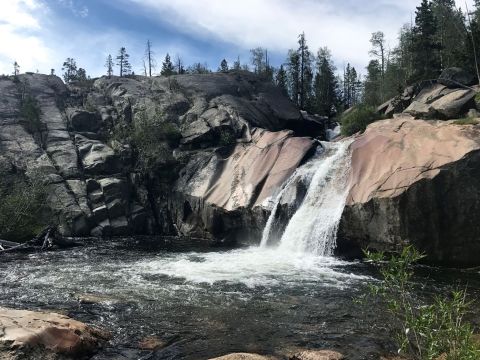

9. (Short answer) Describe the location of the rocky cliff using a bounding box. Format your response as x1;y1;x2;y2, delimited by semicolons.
0;72;322;242
339;115;480;266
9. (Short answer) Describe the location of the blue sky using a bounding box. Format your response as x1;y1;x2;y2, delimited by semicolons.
0;0;475;78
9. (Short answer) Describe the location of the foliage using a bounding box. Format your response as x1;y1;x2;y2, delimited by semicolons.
111;110;181;173
116;47;132;77
161;53;175;76
219;59;229;73
313;47;340;117
340;105;382;136
218;129;236;146
105;54;114;77
453;117;479;125
0;170;49;242
363;246;480;360
19;95;43;134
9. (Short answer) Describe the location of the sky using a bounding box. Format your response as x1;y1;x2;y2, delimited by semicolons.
0;0;476;78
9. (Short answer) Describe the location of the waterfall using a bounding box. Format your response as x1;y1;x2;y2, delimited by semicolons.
260;140;353;256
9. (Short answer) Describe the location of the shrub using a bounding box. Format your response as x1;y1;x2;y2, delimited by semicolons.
218;128;236;146
19;95;43;134
362;246;480;360
340;105;383;136
0;171;49;242
453;117;479;125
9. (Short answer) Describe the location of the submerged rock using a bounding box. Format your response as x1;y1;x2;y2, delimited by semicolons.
339;116;480;266
290;350;344;360
0;307;109;359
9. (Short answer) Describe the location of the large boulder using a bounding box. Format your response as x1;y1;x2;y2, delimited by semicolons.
404;83;476;119
0;307;109;359
339;115;480;266
438;67;477;88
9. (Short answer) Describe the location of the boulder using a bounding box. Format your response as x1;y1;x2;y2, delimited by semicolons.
0;307;109;359
339;116;480;266
438;67;477;88
66;108;101;132
403;83;476;119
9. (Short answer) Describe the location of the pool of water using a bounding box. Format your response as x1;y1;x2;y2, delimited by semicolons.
0;242;478;359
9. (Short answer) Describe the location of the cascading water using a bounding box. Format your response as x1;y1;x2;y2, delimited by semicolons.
261;139;353;256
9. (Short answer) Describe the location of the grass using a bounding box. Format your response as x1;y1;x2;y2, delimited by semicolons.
340;105;384;136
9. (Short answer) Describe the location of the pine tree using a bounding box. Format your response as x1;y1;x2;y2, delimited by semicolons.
105;54;114;77
233;56;241;70
411;0;441;81
77;68;87;81
276;64;288;96
369;31;386;102
116;47;132;77
313;47;339;116
62;58;78;83
364;60;382;106
343;64;362;108
161;53;175;76
219;59;229;72
13;61;20;76
297;32;314;110
286;49;301;106
250;47;266;74
174;55;185;74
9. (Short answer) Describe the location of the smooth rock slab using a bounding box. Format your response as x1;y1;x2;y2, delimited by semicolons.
0;307;109;359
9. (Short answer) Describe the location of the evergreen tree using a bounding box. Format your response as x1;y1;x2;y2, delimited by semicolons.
343;64;362;108
13;61;20;76
364;60;382;106
276;64;288;96
369;31;387;102
77;68;87;81
233;56;241;70
161;53;175;76
411;0;441;81
187;62;210;74
219;59;229;72
286;49;301;106
62;58;78;83
313;47;339;116
116;47;132;77
432;0;467;70
105;54;114;77
50;69;55;76
297;32;314;110
174;55;185;75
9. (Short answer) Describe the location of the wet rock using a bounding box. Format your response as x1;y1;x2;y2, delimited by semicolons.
290;350;344;360
75;135;119;175
0;307;109;359
74;293;120;305
138;336;167;351
209;354;276;360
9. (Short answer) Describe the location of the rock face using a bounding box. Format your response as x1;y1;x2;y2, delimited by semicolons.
0;72;322;241
339;116;480;266
0;307;108;359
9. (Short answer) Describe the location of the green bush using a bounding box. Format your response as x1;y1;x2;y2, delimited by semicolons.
19;95;43;134
218;129;236;146
453;117;479;125
340;105;383;136
362;246;480;360
111;110;181;173
0;172;49;242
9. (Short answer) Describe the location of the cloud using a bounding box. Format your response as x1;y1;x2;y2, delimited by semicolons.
0;0;52;75
57;0;89;18
126;0;476;72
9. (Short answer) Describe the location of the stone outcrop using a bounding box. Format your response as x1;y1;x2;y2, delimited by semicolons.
339;115;480;266
0;71;325;241
0;307;109;359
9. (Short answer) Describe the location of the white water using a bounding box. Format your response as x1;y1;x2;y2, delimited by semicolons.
261;140;353;256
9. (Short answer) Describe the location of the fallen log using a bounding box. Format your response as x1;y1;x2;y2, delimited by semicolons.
0;239;21;249
0;226;56;254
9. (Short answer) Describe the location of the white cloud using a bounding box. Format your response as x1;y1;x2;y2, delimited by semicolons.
127;0;476;72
